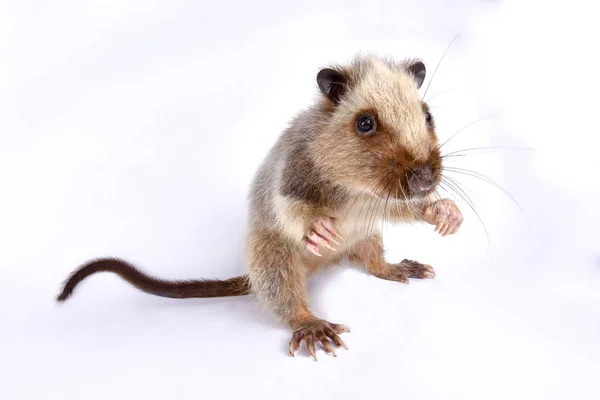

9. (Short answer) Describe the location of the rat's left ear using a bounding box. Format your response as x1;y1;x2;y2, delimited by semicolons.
407;61;426;89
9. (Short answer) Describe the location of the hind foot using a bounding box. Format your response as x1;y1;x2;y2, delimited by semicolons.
376;259;436;283
289;319;350;361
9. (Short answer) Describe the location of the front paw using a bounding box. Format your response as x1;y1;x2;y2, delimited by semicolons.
423;199;463;236
302;216;343;257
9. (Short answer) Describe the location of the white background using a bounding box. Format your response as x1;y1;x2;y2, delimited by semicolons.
1;1;599;399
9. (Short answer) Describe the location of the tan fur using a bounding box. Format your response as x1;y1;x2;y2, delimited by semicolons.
245;54;443;331
272;194;315;244
335;58;430;160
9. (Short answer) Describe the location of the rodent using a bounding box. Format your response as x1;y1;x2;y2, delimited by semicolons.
57;54;464;361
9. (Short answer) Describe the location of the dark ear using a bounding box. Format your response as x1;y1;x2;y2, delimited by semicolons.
317;68;346;104
407;61;426;89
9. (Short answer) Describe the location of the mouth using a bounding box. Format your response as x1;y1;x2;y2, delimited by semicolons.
412;182;433;193
366;173;439;202
384;182;436;203
406;180;438;199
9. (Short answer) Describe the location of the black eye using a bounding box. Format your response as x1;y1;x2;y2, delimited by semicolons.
356;114;376;135
425;111;432;125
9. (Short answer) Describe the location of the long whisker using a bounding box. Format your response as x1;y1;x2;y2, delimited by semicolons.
352;173;391;236
408;136;434;154
422;33;460;99
437;181;492;252
394;186;413;221
399;177;417;218
352;178;385;235
369;180;393;237
433;188;443;203
441;146;533;158
338;174;384;228
378;185;392;236
440;176;475;210
443;174;477;201
437;116;494;151
365;178;393;238
425;89;456;103
443;166;531;232
381;186;394;235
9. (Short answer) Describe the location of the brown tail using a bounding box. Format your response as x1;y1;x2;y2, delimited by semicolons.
56;257;250;302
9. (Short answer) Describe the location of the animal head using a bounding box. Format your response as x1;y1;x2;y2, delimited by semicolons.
314;55;441;201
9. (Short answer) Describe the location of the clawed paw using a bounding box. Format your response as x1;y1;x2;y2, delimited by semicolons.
423;199;463;236
303;216;343;257
378;259;436;283
289;319;350;361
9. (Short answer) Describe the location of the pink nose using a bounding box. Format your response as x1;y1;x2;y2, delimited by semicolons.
407;165;436;193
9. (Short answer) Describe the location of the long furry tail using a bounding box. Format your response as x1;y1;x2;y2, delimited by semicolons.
56;257;250;302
